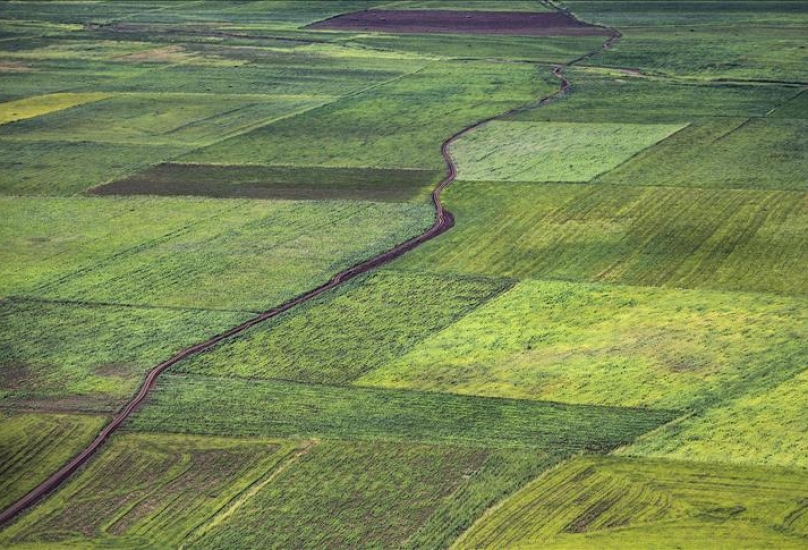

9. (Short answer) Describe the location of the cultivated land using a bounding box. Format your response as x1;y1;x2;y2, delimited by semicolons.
1;1;808;548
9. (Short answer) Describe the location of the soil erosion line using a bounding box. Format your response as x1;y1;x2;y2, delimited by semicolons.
0;21;621;529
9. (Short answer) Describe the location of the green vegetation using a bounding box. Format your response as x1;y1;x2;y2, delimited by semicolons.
456;456;808;549
183;61;554;171
597;118;808;191
393;182;808;296
0;433;298;548
0;298;247;411
625;367;808;468
0;413;107;511
91;164;442;202
0;93;110;126
127;374;675;450
196;440;490;549
1;196;432;310
360;279;808;409
177;271;511;384
451;121;684;182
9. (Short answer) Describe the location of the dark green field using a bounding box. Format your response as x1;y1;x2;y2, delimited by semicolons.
1;1;807;549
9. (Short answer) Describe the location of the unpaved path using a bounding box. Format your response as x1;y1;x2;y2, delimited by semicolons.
0;22;621;530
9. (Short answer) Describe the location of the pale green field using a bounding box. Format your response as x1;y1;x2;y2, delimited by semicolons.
0;93;110;126
456;456;808;550
450;121;684;182
359;278;808;409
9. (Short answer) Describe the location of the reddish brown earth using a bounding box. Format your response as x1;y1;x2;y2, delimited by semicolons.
0;22;621;530
307;10;611;36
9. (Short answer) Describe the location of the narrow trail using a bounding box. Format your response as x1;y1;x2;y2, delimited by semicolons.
0;21;621;530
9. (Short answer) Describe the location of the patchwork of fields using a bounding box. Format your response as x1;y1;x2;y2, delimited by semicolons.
1;1;807;549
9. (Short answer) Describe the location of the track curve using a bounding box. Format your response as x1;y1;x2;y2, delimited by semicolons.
0;23;621;529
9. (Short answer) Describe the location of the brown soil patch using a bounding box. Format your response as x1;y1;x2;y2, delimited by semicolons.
115;45;194;63
307;10;611;36
0;61;33;72
0;362;38;391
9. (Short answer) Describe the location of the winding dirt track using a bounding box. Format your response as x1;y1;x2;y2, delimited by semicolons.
0;20;621;530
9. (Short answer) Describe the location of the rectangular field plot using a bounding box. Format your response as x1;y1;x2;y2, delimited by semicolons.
0;298;248;412
0;94;326;147
0;413;106;511
183;60;552;171
0;92;110;126
772;90;808;119
456;456;808;550
127;375;675;450
0;196;432;311
194;441;491;549
509;69;798;123
91;163;441;202
359;279;808;409
175;271;511;384
597;118;808;191
0;433;298;548
393;182;808;296
626;367;808;469
450;121;684;182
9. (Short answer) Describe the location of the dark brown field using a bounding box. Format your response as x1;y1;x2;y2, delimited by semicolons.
307;10;611;36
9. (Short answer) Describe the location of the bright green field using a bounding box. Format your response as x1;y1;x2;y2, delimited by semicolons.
456;456;808;549
359;278;808;409
126;375;676;451
0;433;298;548
1;196;432;311
0;413;107;512
450;121;684;182
625;366;808;469
177;271;511;384
393;182;808;296
0;92;110;126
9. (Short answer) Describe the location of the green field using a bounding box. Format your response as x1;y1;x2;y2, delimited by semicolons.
450;121;684;182
126;375;675;450
176;271;512;384
359;278;808;409
0;413;107;512
456;456;808;549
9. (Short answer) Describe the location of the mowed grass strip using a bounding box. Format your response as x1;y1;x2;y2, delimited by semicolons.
177;271;512;385
0;412;107;512
450;121;685;182
393;182;808;296
194;440;491;550
624;366;808;469
126;375;676;450
596;117;808;191
0;433;298;547
0;298;249;412
91;163;441;202
456;456;808;549
359;279;808;409
0;92;110;126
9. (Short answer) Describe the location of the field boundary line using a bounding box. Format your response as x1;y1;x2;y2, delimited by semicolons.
0;12;622;530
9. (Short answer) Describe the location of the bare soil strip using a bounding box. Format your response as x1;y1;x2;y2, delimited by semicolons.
0;18;621;530
307;10;612;37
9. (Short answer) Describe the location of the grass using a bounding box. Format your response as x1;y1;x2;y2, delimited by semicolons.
126;374;676;450
456;456;808;549
624;366;808;469
0;433;298;548
0;413;107;512
0;297;248;411
392;182;808;296
194;440;491;549
176;271;511;385
359;278;808;409
772;89;808;119
450;121;684;182
182;60;554;171
597;117;808;191
1;196;432;310
509;67;799;123
0;93;110;126
91;164;442;202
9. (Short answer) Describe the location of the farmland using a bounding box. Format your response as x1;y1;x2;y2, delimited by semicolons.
1;0;808;549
